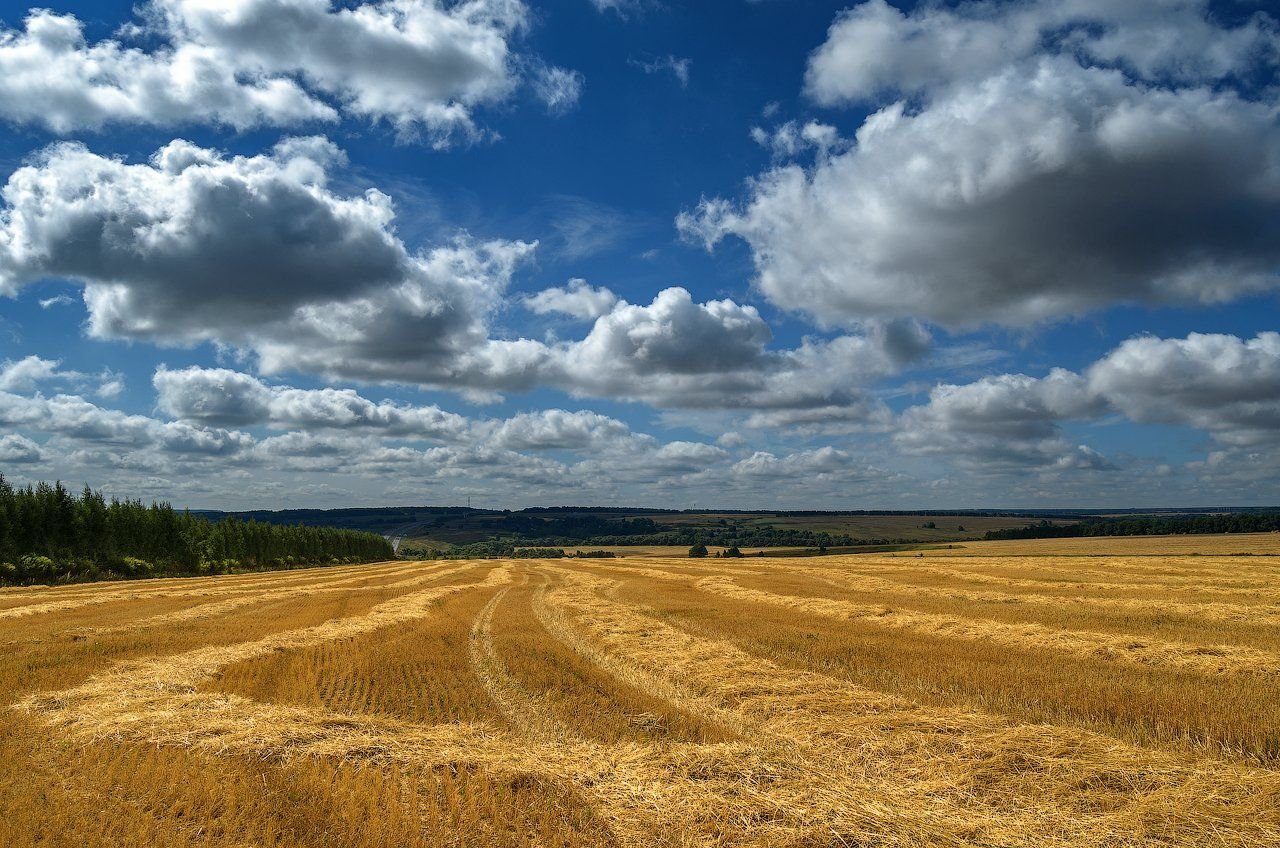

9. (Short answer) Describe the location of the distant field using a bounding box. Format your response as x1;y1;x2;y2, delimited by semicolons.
4;535;1279;845
925;532;1280;557
231;505;1079;547
650;511;1061;540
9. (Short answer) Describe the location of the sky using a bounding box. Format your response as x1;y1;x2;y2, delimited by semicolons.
0;0;1277;510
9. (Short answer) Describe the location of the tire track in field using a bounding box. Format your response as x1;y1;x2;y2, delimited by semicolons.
468;576;578;741
692;574;1280;676
467;576;677;848
17;560;1280;846
537;568;1280;847
529;569;750;740
16;563;945;846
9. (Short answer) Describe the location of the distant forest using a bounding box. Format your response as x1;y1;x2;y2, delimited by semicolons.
986;513;1280;540
0;477;394;585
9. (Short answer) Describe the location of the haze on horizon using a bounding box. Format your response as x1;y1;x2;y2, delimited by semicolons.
0;0;1277;511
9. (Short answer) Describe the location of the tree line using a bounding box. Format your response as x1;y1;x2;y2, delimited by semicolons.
0;477;394;585
984;513;1280;541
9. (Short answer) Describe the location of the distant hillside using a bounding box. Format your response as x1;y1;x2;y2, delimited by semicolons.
197;506;1086;548
192;504;1280;553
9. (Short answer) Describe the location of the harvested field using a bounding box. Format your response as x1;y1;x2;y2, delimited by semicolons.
4;538;1280;846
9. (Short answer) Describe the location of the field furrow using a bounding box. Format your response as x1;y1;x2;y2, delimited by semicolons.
6;541;1280;845
693;574;1280;675
539;568;1280;845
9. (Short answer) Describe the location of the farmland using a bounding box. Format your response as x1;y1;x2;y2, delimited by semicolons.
209;504;1076;548
4;534;1280;846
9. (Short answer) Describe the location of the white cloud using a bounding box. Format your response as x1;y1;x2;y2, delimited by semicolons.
750;120;842;159
0;355;65;392
716;431;745;449
0;137;539;391
805;0;1279;105
896;369;1110;472
630;54;690;86
488;408;633;451
729;447;900;491
1087;332;1280;447
0;1;572;143
588;0;647;18
0;139;925;417
0;355;128;401
154;365;471;441
95;372;126;400
0;368;747;503
0;8;330;134
0;389;252;456
0;433;43;463
562;316;920;419
893;331;1280;474
38;294;75;309
150;364;738;482
686;2;1280;330
546;287;890;412
523;279;619;320
531;65;584;116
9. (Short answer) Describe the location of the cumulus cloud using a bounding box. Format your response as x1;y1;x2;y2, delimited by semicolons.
0;1;569;143
685;2;1280;329
149;363;741;485
0;365;751;503
1087;332;1280;447
543;287;900;419
0;137;539;390
154;365;471;440
523;279;619;320
894;331;1280;473
749;120;842;159
0;433;43;463
0;138;925;417
0;354;120;398
488;408;633;451
896;369;1110;471
804;0;1279;105
0;389;253;456
729;447;904;495
559;287;771;380
0;355;65;392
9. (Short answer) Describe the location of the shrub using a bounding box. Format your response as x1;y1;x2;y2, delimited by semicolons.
18;554;56;580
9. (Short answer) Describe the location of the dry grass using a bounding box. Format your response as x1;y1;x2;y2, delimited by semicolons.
3;540;1280;845
930;532;1280;557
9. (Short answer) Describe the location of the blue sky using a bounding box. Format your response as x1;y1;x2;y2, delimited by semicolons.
0;0;1277;509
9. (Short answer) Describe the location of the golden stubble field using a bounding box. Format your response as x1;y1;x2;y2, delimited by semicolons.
4;535;1280;846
